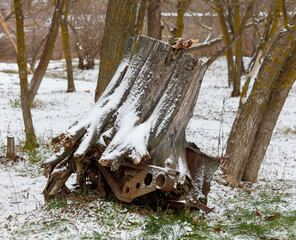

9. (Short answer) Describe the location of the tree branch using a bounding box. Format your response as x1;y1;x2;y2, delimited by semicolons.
185;0;256;66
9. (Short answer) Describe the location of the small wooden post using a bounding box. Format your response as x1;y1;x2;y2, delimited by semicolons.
6;136;15;159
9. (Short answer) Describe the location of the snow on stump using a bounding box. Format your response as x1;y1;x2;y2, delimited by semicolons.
42;36;216;211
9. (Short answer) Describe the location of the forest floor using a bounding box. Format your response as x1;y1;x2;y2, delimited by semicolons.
0;58;295;240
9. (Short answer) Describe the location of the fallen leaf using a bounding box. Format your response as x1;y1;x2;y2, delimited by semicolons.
265;214;278;221
256;208;261;217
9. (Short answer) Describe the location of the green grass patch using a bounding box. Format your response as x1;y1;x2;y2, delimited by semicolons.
143;209;215;239
16;135;55;163
9;98;43;108
44;198;68;210
283;127;296;135
9;98;21;108
214;206;296;239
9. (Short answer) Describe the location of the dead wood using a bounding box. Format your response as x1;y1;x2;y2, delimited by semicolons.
42;35;209;204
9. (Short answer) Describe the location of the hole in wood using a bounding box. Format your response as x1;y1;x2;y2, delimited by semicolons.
136;183;140;189
126;187;130;193
144;173;153;186
155;173;166;189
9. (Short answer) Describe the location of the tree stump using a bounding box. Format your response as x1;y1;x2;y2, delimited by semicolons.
42;36;212;207
6;136;15;159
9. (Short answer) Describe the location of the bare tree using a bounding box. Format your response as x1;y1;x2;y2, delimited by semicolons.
14;0;37;149
241;0;284;103
68;0;106;70
231;0;242;97
28;0;65;103
215;0;234;87
223;14;296;187
60;0;75;92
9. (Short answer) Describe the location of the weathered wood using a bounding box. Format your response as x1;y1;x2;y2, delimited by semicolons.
6;136;15;158
42;36;207;202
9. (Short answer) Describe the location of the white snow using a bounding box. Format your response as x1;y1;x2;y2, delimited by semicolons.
0;56;295;239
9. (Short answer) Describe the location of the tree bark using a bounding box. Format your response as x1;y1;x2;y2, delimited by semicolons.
6;136;15;158
245;0;283;98
60;0;75;92
147;0;162;39
282;0;288;27
223;15;296;187
94;0;137;102
242;41;296;182
68;22;84;70
135;0;147;36
249;0;282;71
42;36;208;202
30;35;47;73
175;0;191;38
14;0;37;149
28;0;65;103
231;0;242;97
215;0;234;88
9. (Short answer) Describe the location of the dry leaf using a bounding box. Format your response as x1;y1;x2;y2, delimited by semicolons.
265;214;278;220
188;39;199;48
256;208;261;217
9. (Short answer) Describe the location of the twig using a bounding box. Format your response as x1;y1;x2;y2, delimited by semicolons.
0;12;34;75
7;170;21;214
218;98;225;157
0;11;17;53
205;0;256;67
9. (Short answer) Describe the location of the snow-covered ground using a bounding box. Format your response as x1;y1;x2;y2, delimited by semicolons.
0;58;295;239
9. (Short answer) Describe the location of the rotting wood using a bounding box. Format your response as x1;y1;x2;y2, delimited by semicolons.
42;36;219;212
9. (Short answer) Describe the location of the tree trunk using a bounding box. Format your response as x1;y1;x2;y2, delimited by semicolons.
42;36;208;204
14;0;37;149
68;22;84;70
147;0;162;39
282;0;288;27
231;0;242;97
30;35;47;73
223;15;296;187
94;0;137;102
175;0;191;38
248;0;282;74
60;0;75;92
215;0;234;88
267;0;282;44
242;42;296;182
135;0;147;36
28;0;65;103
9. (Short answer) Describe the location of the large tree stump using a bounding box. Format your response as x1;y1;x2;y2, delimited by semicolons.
42;36;209;205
